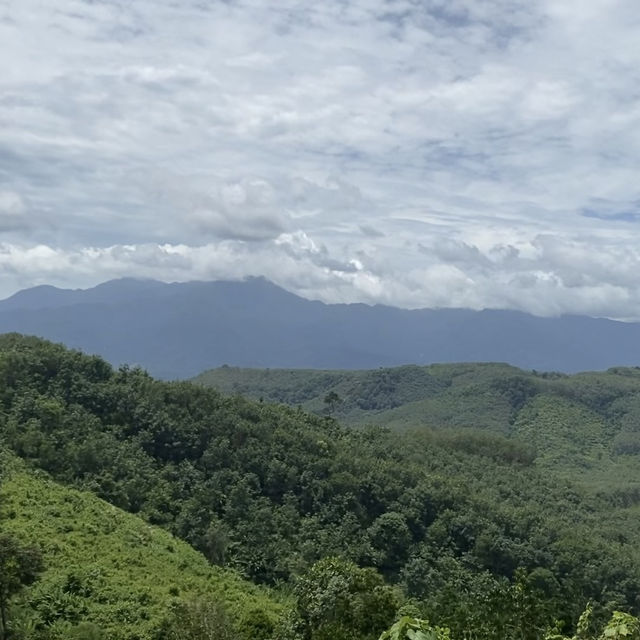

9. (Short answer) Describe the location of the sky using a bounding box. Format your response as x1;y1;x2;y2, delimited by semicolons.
2;0;640;318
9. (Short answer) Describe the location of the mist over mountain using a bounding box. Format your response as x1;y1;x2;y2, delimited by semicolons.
1;277;639;378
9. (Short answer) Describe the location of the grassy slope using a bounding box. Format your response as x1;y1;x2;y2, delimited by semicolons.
0;455;282;640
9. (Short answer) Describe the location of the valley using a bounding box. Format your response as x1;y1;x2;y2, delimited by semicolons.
1;334;640;639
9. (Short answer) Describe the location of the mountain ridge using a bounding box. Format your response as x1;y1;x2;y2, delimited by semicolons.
1;277;640;378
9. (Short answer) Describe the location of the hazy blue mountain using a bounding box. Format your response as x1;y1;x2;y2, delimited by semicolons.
1;277;640;378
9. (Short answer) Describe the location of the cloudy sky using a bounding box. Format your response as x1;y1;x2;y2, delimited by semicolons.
2;0;640;318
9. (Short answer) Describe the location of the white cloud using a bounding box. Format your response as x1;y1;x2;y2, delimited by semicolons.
2;0;640;318
187;179;288;241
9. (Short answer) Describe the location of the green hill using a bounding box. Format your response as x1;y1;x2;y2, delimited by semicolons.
192;362;546;430
3;334;640;639
194;363;640;492
0;453;282;640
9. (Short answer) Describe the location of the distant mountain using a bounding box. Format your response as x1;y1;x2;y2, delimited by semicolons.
2;277;640;378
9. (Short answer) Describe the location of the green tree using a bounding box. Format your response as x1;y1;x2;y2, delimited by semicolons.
323;392;342;415
68;622;107;640
281;556;399;640
0;534;43;640
600;612;640;639
200;518;231;566
367;512;412;575
378;617;451;640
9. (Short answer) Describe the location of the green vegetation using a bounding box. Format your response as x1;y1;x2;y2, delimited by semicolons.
194;362;640;492
278;556;399;640
379;609;640;640
0;453;281;639
2;334;640;639
546;603;640;640
193;364;453;420
0;527;43;640
380;617;451;640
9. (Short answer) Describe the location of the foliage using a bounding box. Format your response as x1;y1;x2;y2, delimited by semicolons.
545;605;640;640
600;612;640;639
3;336;640;639
193;364;448;419
323;391;342;415
0;533;43;640
196;362;640;494
0;457;281;640
378;616;451;640
279;557;399;640
155;596;234;640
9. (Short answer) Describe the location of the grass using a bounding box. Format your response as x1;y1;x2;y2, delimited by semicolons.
0;454;283;640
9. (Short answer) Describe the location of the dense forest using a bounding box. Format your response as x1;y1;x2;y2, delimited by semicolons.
1;334;640;639
195;363;640;492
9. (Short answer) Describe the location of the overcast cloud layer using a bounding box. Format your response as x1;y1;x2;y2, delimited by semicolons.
2;0;640;318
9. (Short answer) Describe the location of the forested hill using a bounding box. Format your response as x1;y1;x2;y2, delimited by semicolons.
2;333;640;640
3;277;640;377
195;363;640;492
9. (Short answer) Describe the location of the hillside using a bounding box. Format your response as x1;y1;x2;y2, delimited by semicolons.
2;334;640;639
3;278;640;377
194;363;640;492
0;453;281;640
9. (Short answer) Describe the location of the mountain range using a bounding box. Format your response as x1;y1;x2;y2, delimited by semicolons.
1;277;640;378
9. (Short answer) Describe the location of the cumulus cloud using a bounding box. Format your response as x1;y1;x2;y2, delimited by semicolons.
2;0;640;318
